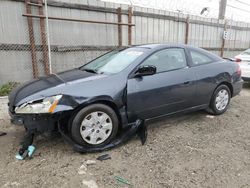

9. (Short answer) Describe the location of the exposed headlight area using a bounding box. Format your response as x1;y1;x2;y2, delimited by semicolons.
15;95;62;114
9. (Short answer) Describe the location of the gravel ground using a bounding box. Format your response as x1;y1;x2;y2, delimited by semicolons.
0;84;250;188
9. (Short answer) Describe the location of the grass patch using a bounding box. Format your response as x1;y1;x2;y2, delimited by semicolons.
0;82;20;96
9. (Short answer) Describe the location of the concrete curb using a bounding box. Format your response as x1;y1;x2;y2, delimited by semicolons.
0;96;8;99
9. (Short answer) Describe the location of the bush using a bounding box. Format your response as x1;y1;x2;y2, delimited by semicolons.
0;82;20;96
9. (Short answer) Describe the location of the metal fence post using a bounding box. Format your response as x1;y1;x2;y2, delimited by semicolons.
44;0;52;74
25;0;38;78
38;0;50;75
117;7;122;47
185;15;189;44
220;20;227;57
128;7;133;45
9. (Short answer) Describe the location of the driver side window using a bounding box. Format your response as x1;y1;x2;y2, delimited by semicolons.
140;48;187;73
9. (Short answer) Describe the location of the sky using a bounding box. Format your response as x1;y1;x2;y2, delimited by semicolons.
101;0;250;22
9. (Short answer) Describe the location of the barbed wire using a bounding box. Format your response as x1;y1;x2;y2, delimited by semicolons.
102;0;250;22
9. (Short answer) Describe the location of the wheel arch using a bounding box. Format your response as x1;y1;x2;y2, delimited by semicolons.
217;81;233;97
206;81;232;115
91;100;122;123
68;97;124;131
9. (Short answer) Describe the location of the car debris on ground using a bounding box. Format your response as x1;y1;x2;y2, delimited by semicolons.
0;131;7;136
15;131;35;160
15;145;36;160
206;115;215;119
115;176;132;186
97;154;111;161
59;119;147;153
86;160;96;166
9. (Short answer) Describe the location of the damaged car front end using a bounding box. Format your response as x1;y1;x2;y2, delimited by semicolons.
10;94;63;131
8;47;148;155
9;73;146;154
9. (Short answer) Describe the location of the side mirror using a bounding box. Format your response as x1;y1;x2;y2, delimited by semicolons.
134;65;156;77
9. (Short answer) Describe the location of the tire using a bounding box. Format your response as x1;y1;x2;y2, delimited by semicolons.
70;104;119;147
206;85;231;115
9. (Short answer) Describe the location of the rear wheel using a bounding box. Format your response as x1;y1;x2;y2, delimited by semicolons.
70;104;119;147
206;85;231;115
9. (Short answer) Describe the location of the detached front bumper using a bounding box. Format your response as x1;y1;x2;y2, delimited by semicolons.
9;110;60;133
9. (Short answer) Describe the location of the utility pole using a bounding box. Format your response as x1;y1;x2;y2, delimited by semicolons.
218;0;227;19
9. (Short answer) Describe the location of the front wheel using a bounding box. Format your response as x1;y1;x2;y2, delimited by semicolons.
70;104;119;147
206;85;231;115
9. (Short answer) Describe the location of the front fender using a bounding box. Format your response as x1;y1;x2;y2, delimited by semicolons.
54;94;129;129
54;95;118;113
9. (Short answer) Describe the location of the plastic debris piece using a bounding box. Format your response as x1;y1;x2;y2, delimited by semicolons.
15;154;24;160
15;145;36;160
96;154;111;161
86;160;96;165
0;132;7;137
136;120;147;145
206;115;215;119
27;145;36;157
15;150;28;160
18;131;34;159
115;176;132;186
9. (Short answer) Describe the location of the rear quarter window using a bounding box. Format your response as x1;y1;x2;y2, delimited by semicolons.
190;50;213;65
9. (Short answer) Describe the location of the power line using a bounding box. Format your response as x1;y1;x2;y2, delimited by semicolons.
227;4;250;13
235;0;250;7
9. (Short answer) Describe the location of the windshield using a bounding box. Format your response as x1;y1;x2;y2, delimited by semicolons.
241;49;250;55
80;48;145;74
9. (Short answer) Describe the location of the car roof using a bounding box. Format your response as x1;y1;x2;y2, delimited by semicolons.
133;43;222;61
135;43;188;49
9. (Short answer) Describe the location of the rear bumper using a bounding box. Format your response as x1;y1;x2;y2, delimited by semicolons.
232;79;244;97
9;110;59;133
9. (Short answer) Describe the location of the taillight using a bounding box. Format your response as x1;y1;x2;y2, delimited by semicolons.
235;58;241;63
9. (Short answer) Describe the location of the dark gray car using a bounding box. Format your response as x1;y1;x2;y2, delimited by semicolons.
9;44;243;151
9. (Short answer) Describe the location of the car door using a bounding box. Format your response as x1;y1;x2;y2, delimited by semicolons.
126;48;196;121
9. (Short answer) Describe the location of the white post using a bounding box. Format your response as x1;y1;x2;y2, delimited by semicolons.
44;0;52;74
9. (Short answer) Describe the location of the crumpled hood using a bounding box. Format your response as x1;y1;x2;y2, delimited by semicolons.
9;68;108;108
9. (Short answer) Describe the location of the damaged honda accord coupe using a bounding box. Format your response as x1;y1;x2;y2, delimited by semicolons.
9;44;243;152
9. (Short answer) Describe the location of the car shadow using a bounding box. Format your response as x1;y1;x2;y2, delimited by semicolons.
145;110;207;130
